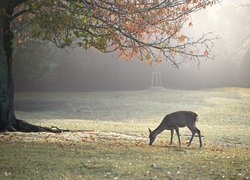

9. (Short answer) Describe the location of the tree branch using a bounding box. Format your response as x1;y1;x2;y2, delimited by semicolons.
11;8;30;20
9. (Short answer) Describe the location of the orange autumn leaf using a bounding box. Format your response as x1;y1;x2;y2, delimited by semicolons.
145;53;151;60
204;49;209;56
145;60;153;65
188;21;193;27
178;35;186;43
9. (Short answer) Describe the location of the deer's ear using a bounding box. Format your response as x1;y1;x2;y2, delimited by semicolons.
148;128;152;133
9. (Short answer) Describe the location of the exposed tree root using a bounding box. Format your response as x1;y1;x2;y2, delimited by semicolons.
4;119;62;133
1;119;93;133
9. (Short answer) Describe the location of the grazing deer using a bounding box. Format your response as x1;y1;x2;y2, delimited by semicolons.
148;111;202;147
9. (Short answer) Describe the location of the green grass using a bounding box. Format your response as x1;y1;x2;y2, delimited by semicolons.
0;88;250;179
0;140;249;179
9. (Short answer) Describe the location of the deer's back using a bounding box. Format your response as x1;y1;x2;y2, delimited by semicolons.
163;111;198;128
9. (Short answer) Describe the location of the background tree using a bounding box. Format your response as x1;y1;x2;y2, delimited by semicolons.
0;0;218;132
240;36;250;87
13;40;57;90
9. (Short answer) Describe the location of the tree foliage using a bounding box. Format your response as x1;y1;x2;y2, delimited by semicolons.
12;0;218;67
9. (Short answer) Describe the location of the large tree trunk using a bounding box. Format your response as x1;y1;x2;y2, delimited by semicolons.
0;6;15;131
0;5;59;132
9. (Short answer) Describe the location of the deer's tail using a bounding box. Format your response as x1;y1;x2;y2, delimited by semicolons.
196;115;199;122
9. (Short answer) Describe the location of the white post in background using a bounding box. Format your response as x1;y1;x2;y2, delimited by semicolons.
158;71;162;87
151;67;163;88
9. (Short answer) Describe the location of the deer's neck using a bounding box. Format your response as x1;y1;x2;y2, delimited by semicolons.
153;125;165;136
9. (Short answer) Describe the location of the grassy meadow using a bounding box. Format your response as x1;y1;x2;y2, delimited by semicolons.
0;88;249;179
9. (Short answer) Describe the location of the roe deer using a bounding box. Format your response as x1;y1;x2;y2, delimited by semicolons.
148;111;202;147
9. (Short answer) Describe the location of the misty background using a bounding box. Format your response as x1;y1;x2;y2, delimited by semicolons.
13;0;250;91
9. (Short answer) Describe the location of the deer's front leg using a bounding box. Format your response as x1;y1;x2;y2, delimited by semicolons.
174;127;181;147
170;129;174;145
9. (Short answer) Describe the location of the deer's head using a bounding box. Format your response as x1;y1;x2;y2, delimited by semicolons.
148;128;156;145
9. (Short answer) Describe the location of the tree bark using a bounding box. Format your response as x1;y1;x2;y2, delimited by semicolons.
0;6;15;131
0;5;59;132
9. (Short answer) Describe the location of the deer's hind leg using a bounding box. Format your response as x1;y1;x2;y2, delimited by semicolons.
195;127;202;147
187;126;196;146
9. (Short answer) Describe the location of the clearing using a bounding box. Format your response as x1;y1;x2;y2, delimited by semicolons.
0;88;249;179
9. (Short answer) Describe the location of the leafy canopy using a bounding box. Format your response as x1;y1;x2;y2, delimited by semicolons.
11;0;218;67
